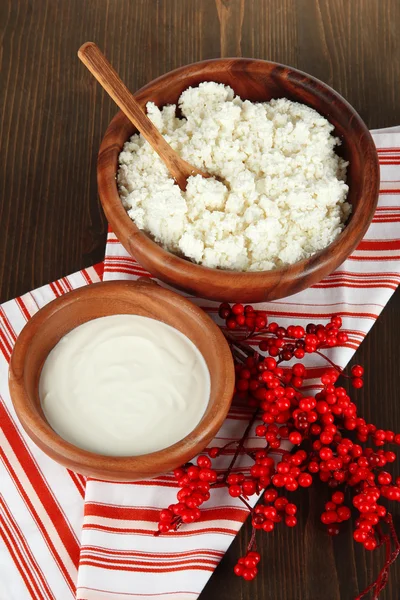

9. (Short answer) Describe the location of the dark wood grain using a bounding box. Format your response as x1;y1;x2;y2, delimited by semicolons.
9;279;234;480
1;0;400;598
97;57;379;303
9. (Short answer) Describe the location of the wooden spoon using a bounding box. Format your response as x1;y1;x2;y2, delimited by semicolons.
78;42;210;190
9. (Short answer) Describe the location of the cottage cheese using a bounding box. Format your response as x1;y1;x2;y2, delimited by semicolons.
118;82;350;271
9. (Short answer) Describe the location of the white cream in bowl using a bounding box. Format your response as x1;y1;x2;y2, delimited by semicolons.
39;315;210;456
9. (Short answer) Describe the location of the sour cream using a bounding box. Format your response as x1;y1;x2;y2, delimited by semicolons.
39;315;210;456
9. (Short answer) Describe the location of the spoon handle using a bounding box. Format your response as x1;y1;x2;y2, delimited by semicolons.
78;42;198;189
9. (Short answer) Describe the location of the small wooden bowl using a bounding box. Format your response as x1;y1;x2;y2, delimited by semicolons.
8;280;234;481
98;58;379;303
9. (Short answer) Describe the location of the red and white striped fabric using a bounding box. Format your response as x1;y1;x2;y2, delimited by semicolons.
0;265;103;600
0;128;399;600
76;127;400;600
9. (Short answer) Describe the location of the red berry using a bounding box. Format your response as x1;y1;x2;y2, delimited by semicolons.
285;503;297;516
232;303;244;315
218;303;231;319
308;461;320;473
292;363;306;377
208;447;219;458
277;462;290;474
236;314;246;326
244;556;258;568
228;484;242;498
321;511;338;524
158;522;171;533
234;564;244;576
242;480;257;496
285;479;299;492
264;489;278;503
248;551;261;563
226;318;237;330
298;473;312;487
237;379;249;391
187;466;200;480
199;468;217;483
351;365;364;377
320;448;333;461
337;506;351;521
255;424;267;437
262;519;275;532
352;377;364;389
331;315;342;328
289;432;302;445
272;474;286;487
173;468;185;479
242;568;257;581
159;509;174;523
293;326;305;338
332;492;345;505
181;510;197;524
256;316;266;329
364;538;377;551
327;525;340;536
245;315;256;330
197;455;211;469
353;529;368;543
285;515;297;527
385;431;395;443
274;497;288;511
385;451;396;463
177;487;191;501
377;471;392;485
227;474;240;485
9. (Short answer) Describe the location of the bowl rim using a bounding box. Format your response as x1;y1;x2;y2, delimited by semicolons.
97;57;380;300
8;279;235;479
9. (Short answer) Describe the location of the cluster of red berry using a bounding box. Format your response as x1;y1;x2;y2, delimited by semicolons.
233;550;261;581
219;303;349;361
235;355;308;413
320;491;351;536
226;470;259;498
157;455;217;533
260;316;349;361
156;303;400;599
219;302;267;332
252;490;298;531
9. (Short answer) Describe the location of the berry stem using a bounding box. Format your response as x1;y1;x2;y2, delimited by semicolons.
223;407;260;483
218;440;243;454
238;495;254;512
247;525;258;553
225;333;257;359
314;350;343;373
355;515;400;599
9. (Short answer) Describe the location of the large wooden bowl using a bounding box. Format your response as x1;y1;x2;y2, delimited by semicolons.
98;58;379;303
8;280;234;481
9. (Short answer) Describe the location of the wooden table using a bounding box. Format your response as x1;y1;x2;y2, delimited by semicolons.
1;1;399;598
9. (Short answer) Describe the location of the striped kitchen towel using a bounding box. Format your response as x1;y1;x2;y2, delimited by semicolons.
76;128;400;600
0;265;103;600
0;127;399;600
